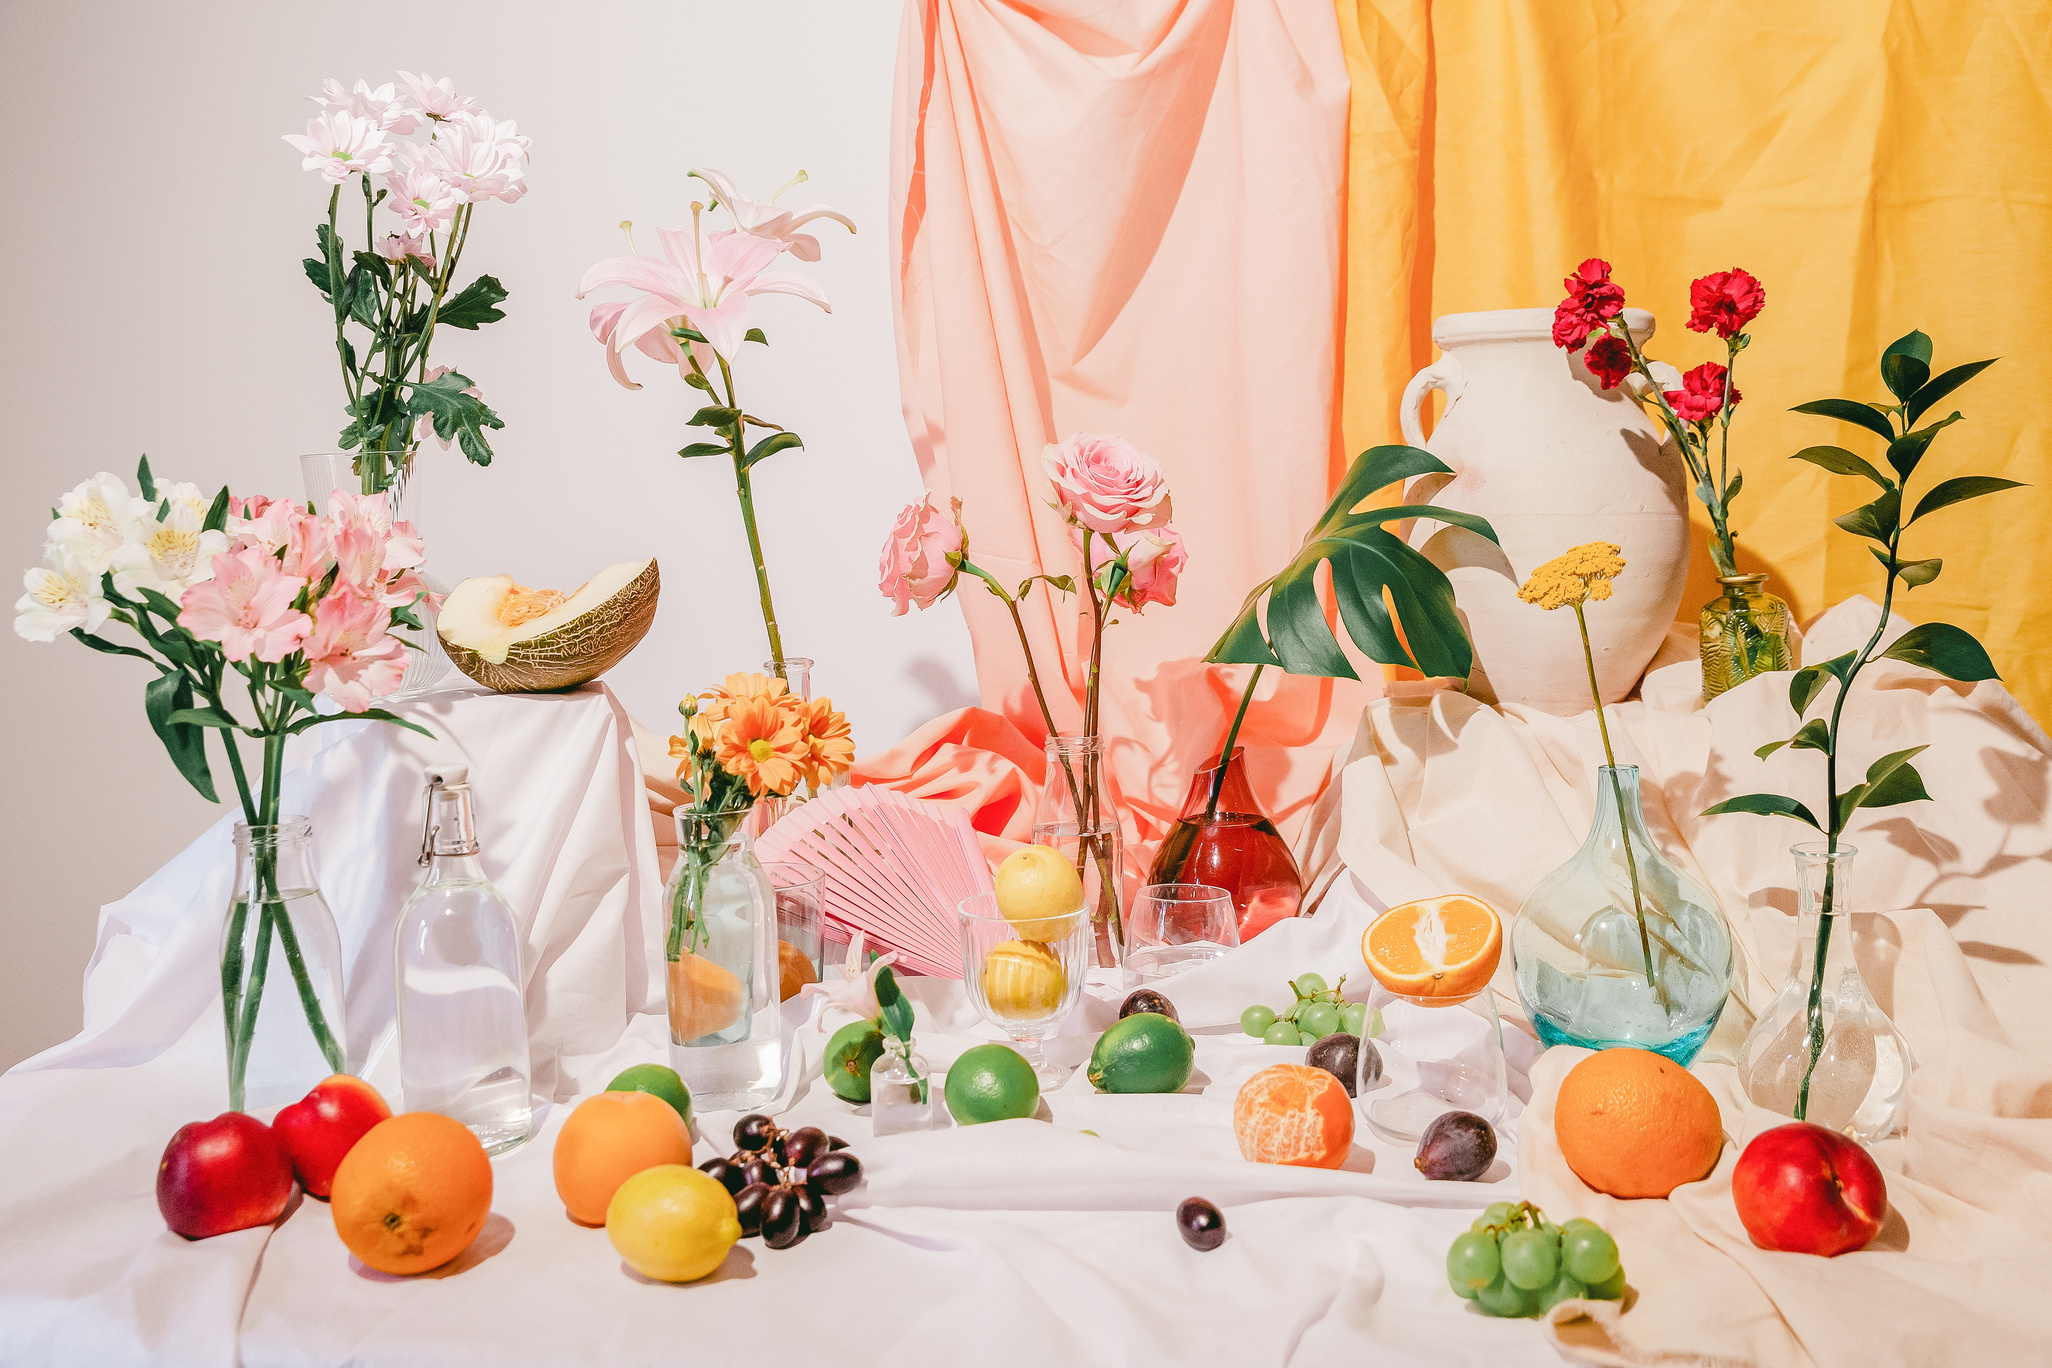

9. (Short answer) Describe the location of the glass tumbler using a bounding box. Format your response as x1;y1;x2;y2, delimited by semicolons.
1125;883;1238;982
1357;981;1508;1142
958;892;1089;1084
766;859;825;1000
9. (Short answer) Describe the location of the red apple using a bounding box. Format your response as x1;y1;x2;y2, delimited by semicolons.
156;1112;295;1240
272;1075;392;1199
1731;1121;1887;1256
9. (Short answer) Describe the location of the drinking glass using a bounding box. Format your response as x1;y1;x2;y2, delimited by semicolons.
765;860;825;990
1356;980;1507;1142
958;892;1089;1084
1125;883;1238;982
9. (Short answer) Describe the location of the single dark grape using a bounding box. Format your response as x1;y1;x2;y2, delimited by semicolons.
806;1150;864;1196
740;1157;779;1190
734;1182;771;1237
698;1156;746;1196
1415;1111;1497;1181
1176;1197;1226;1251
760;1186;807;1249
1120;988;1180;1023
827;1135;849;1151
734;1114;778;1152
782;1126;829;1169
795;1184;833;1233
1305;1032;1360;1097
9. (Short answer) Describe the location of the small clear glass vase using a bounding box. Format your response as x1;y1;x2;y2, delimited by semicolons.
1358;982;1507;1142
663;807;783;1110
301;449;452;700
870;1036;934;1135
1512;765;1734;1065
1700;573;1793;702
221;817;348;1112
1146;747;1303;942
1031;734;1125;968
1738;843;1913;1141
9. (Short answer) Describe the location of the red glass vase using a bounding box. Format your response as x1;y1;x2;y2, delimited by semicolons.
1146;748;1302;941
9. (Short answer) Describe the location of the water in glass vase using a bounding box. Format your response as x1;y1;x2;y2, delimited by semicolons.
395;765;533;1154
1146;748;1302;941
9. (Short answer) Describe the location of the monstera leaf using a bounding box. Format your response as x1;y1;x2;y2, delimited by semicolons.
1207;445;1499;681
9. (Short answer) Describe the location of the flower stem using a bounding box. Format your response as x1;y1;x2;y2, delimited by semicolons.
1076;532;1122;959
1573;602;1658;994
1204;664;1264;823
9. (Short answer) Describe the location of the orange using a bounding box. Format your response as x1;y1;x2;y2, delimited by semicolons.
1233;1063;1355;1169
778;940;817;1002
552;1090;694;1226
1554;1048;1726;1199
329;1112;493;1275
1362;894;1502;998
667;952;744;1042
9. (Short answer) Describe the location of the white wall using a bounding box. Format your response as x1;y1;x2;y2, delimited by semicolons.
0;0;976;1069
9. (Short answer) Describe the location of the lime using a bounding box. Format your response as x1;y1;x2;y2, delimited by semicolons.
1086;1012;1195;1094
824;1020;886;1104
606;1063;692;1127
943;1043;1040;1124
993;847;1085;941
605;1164;741;1282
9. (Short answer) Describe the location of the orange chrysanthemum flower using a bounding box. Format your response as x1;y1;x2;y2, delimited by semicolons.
798;696;855;787
714;694;809;797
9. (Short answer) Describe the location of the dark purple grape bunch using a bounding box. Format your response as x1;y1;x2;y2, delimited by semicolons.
698;1114;864;1251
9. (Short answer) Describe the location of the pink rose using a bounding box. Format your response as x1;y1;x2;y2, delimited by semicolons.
1042;432;1170;536
878;494;965;615
1086;525;1187;615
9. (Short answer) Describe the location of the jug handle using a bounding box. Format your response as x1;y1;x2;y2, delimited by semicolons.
1399;353;1465;448
1621;359;1684;402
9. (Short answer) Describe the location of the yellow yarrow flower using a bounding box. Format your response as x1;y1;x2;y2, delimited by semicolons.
1517;541;1626;611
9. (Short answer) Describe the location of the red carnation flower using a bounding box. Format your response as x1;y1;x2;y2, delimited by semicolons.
1665;361;1741;421
1583;335;1634;389
1687;269;1765;340
1552;258;1626;350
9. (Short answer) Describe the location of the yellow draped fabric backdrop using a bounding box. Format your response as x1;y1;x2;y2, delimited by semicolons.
1336;0;2052;722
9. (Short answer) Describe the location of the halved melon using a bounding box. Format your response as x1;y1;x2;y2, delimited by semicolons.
438;558;659;693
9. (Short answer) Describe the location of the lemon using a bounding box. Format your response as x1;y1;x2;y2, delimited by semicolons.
994;846;1085;941
981;939;1066;1020
606;1164;742;1282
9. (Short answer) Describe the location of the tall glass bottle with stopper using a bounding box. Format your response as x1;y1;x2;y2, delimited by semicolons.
395;763;534;1154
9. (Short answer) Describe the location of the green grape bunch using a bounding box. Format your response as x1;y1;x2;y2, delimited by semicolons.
1446;1202;1626;1318
1239;973;1381;1046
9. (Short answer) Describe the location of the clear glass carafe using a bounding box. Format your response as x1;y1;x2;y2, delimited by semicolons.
1700;573;1793;702
870;1036;934;1135
300;449;451;699
1512;766;1734;1065
1031;734;1125;968
221;817;347;1112
665;808;783;1110
1146;747;1303;942
394;766;533;1154
1739;844;1912;1141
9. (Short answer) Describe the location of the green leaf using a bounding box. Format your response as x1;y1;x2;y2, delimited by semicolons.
136;455;157;502
1701;793;1822;830
1724;467;1743;505
201;485;232;534
344;264;380;330
1874;549;1942;588
1792;398;1896;444
1880;341;1930;402
1881;621;1998;681
1016;574;1076;600
1884;329;1933;365
744;327;768;345
68;627;156;663
405;370;504;468
166;705;242;730
678;442;729;459
302;255;333;301
1884;412;1962;483
671;326;710;344
1906;358;1996;426
874;965;915;1043
433;275;509;330
1857;746;1931;809
284;708;436;739
1909;475;2024;524
1206;444;1498;680
1833;487;1900;545
1790;445;1893;489
146;671;217;802
1788;658;1842;716
389;603;425;632
685;371;712;392
688;405;741;429
1756;718;1833;760
742;431;804;471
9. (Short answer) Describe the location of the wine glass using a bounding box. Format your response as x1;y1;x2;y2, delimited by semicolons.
958;892;1089;1084
1125;882;1238;982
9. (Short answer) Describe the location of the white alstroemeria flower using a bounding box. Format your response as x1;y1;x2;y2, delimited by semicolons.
154;480;213;524
309;78;420;135
14;543;111;641
284;110;395;184
49;471;137;575
398;71;481;125
111;497;227;598
689;167;855;263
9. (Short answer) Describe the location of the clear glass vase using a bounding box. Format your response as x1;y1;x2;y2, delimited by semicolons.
300;449;452;700
221;817;348;1112
870;1036;933;1135
664;807;783;1110
1738;844;1912;1141
1031;734;1125;968
1358;981;1507;1142
1700;573;1793;702
1512;765;1733;1065
1146;747;1303;942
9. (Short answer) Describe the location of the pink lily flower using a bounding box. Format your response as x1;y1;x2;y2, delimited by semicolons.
796;932;899;1030
302;585;408;711
178;547;312;663
689;167;856;263
587;300;697;390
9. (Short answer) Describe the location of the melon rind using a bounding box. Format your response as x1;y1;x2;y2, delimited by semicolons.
439;559;660;693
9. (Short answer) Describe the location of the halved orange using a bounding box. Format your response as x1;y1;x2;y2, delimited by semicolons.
1362;894;1502;999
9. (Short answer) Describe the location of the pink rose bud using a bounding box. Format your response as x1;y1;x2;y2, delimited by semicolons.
1041;433;1171;536
878;495;965;615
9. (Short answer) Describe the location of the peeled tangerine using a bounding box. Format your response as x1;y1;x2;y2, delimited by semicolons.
981;939;1066;1020
1234;1064;1354;1170
438;559;659;693
668;952;745;1044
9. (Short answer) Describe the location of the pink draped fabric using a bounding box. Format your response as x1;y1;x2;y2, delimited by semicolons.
883;0;1374;872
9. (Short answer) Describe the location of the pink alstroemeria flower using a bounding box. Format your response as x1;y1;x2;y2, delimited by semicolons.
284;110;393;184
302;585;408;712
280;508;334;581
326;490;424;573
398;71;480;125
689;167;856;263
178;547;311;663
578;214;830;373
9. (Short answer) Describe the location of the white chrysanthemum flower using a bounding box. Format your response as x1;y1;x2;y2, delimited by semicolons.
14;543;110;641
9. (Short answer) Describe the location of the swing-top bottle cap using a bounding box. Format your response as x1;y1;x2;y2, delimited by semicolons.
425;761;470;787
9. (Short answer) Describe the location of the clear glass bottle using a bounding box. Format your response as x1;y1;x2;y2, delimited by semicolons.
394;764;533;1154
1700;573;1793;702
664;808;783;1110
1739;844;1913;1141
1512;765;1734;1065
869;1035;933;1135
1031;734;1125;969
222;816;347;1112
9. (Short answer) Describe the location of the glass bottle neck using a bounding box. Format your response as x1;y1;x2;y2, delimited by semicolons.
421;785;483;882
1587;765;1655;848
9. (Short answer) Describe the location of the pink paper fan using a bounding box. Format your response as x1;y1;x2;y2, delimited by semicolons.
755;787;991;979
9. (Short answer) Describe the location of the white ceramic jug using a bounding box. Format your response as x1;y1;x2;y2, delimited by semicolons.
1401;308;1688;713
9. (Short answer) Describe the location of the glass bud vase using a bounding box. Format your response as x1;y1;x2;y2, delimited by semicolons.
1738;844;1912;1142
869;1036;934;1135
1031;734;1125;969
300;449;452;700
1700;573;1793;702
664;807;783;1110
1146;746;1303;942
1512;766;1734;1065
221;817;348;1112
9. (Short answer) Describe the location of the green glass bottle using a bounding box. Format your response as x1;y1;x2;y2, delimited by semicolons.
1700;573;1793;701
